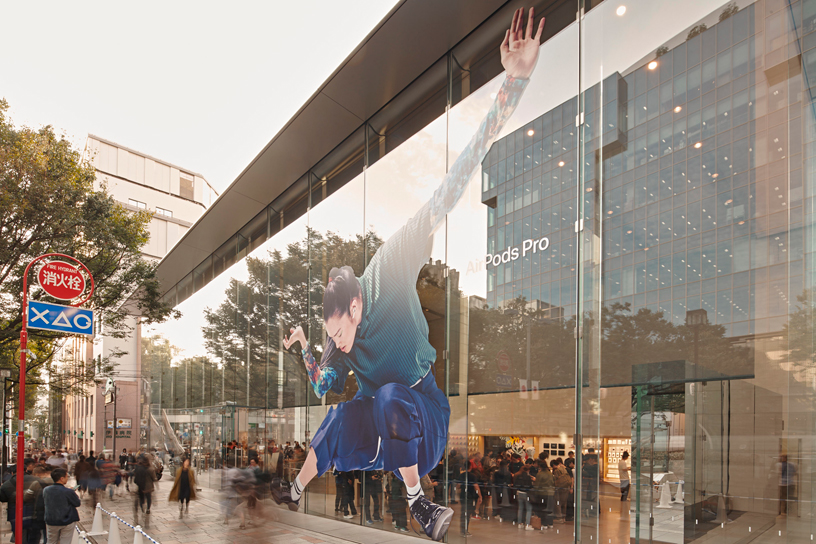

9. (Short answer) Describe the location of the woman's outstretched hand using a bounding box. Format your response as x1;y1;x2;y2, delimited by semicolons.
501;7;545;80
283;326;307;350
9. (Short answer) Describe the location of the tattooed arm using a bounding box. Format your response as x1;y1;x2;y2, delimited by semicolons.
427;75;528;234
301;343;338;398
284;326;339;398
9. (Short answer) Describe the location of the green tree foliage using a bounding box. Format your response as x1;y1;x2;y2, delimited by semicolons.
467;300;752;394
0;99;179;398
784;288;815;370
142;228;385;410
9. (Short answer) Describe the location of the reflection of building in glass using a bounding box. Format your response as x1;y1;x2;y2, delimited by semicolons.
483;2;803;346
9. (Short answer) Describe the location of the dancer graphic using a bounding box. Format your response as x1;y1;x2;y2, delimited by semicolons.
271;8;545;541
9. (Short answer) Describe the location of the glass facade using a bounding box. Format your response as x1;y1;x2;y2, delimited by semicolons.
142;1;816;542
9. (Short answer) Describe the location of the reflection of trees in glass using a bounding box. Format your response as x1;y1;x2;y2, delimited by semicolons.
142;335;219;408
599;303;752;385
198;229;383;408
467;299;753;394
467;296;576;392
782;288;815;379
142;335;175;407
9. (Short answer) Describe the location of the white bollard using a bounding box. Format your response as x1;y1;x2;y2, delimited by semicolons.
673;480;684;503
87;503;108;536
108;512;122;544
70;527;80;544
133;525;145;544
656;481;674;508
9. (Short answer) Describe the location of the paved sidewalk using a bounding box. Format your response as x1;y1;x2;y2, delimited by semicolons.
0;477;420;544
74;484;418;544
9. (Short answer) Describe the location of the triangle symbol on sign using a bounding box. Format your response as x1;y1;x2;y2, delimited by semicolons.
53;312;72;327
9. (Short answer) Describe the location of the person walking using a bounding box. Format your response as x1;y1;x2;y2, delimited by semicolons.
619;451;631;502
168;457;197;519
0;458;39;541
43;468;80;544
30;465;55;544
73;455;90;498
133;455;157;527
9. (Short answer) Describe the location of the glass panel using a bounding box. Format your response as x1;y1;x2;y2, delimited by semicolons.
582;2;816;544
363;101;449;536
447;2;578;542
304;127;366;521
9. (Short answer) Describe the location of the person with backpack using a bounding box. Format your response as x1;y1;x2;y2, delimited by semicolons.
533;460;554;530
552;458;572;523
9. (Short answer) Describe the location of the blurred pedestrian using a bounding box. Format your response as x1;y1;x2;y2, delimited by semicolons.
168;457;197;519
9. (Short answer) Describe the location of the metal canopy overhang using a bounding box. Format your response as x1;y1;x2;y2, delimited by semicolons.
153;0;511;301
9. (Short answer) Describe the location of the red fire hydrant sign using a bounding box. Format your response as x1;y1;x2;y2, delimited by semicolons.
37;261;86;300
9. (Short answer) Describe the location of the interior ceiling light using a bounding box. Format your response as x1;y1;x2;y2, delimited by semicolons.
616;5;627;16
648;60;658;70
674;106;682;113
527;129;535;136
558;161;565;167
694;142;702;149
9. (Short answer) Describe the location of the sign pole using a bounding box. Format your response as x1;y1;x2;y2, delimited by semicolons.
16;253;94;544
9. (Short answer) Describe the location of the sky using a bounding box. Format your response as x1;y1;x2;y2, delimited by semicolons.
1;0;399;194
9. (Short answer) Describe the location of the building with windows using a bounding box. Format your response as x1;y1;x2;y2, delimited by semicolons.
55;135;216;455
140;1;816;543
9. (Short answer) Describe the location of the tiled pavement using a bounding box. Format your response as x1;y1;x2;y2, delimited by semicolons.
0;476;807;544
0;478;419;544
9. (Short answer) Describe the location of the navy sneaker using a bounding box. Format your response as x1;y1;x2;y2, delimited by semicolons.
409;496;453;541
269;478;301;511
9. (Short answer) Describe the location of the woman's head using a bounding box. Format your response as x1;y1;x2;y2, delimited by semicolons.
182;457;190;469
323;266;362;353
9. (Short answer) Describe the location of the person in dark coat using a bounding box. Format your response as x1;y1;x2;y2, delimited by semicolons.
30;465;55;544
363;470;383;524
0;459;38;541
43;468;80;544
73;455;90;498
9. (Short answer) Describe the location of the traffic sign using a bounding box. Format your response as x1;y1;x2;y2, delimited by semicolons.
496;374;512;388
497;350;511;373
37;261;86;300
27;301;93;336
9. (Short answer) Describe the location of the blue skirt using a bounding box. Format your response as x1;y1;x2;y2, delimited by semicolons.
311;369;450;480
